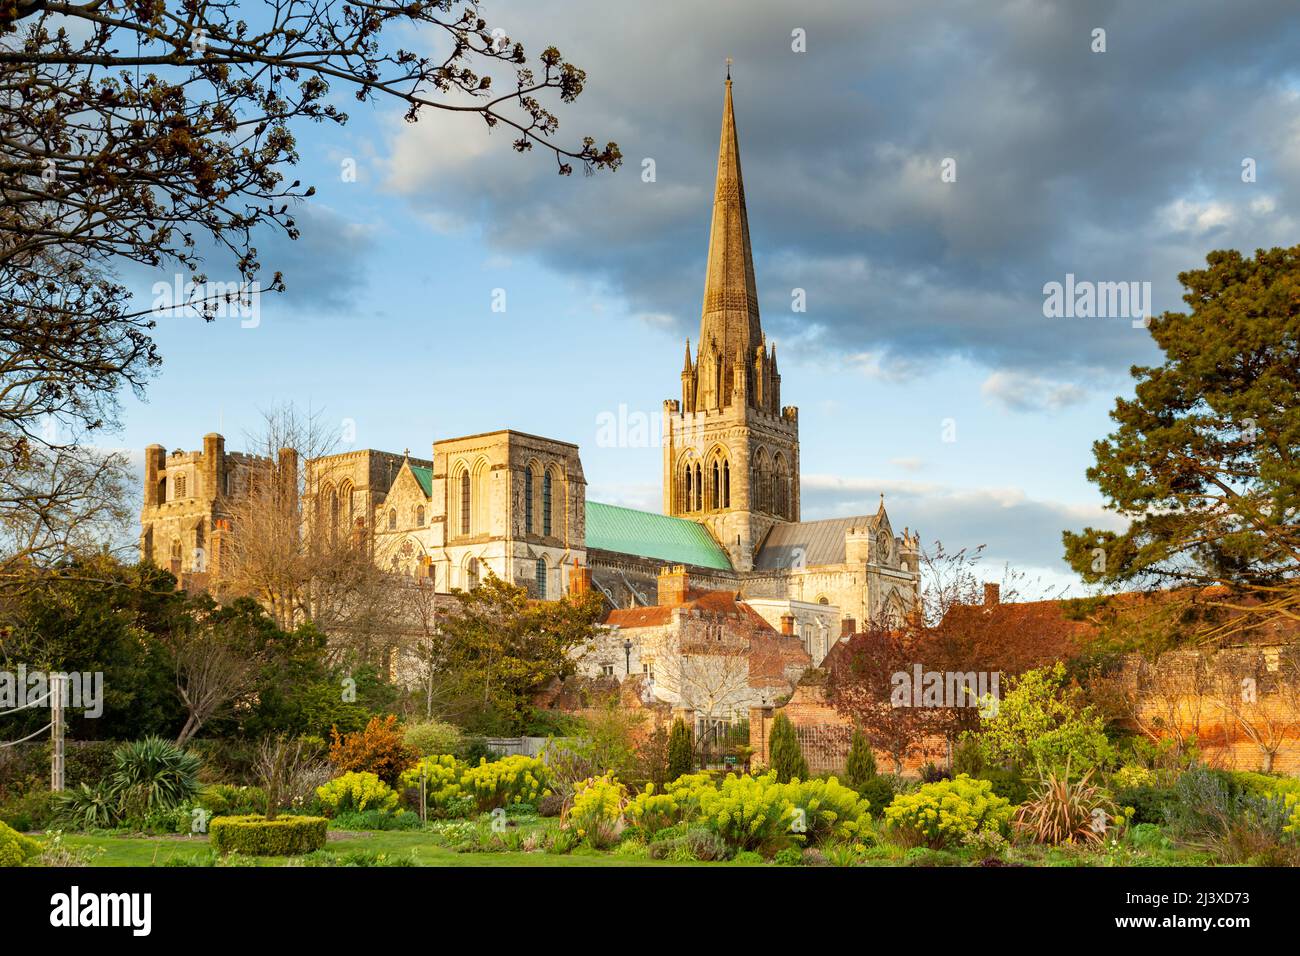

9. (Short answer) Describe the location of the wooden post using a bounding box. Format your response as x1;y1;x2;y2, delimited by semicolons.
50;673;66;792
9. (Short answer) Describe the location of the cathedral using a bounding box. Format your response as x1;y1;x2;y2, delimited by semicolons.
139;75;921;672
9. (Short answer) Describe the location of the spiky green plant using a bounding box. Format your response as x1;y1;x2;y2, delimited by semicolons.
110;736;203;815
1013;762;1116;846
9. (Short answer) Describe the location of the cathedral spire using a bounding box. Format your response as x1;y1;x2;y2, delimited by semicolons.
698;68;762;398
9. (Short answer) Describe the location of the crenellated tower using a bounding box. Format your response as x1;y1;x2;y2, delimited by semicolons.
663;71;800;571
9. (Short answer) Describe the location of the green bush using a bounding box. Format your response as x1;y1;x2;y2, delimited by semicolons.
969;663;1112;775
403;721;463;758
772;846;803;866
209;814;328;856
0;788;57;832
198;784;268;818
884;774;1014;849
1115;784;1177;826
331;809;422;831
647;826;731;862
856;775;897;817
667;718;694;781
768;712;809;784
978;766;1031;805
844;730;877;791
0;819;41;866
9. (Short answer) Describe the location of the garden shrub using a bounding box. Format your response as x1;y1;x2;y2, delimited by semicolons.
198;784;267;818
460;755;550;811
403;720;463;758
783;776;871;846
625;772;715;836
978;766;1030;805
1129;822;1172;851
328;715;417;786
884;774;1014;849
647;826;731;862
567;774;625;849
0;788;56;832
331;809;422;831
667;718;694;780
397;755;465;816
537;793;564;817
970;663;1112;774
768;712;809;784
772;846;803;866
856;775;896;817
843;729;877;792
697;772;791;851
315;771;398;816
1112;764;1156;790
0;819;41;866
1165;766;1298;863
1114;784;1177;826
209;814;328;856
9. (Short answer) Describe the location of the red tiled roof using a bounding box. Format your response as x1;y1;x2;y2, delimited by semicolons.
604;588;777;632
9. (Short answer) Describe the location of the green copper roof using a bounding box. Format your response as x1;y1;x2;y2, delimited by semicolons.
585;501;732;570
410;465;433;497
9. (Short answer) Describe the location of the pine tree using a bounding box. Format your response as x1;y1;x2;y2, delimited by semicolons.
844;728;877;791
768;711;809;783
666;717;694;781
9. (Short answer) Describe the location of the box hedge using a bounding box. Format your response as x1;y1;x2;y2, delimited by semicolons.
209;814;328;856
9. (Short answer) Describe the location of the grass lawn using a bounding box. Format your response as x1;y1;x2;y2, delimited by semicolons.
53;828;1210;867
56;830;761;867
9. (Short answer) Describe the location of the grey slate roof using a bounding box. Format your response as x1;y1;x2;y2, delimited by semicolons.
752;515;879;571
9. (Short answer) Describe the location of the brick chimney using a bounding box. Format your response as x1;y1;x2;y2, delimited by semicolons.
984;582;1000;606
780;612;796;636
840;616;856;637
657;564;689;606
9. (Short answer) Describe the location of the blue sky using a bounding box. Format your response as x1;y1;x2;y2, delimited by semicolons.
110;0;1300;594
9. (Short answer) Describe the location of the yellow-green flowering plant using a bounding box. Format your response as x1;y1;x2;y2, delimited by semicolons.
567;775;626;848
884;774;1013;849
398;755;465;813
783;776;872;846
461;755;551;811
697;772;791;851
315;771;398;816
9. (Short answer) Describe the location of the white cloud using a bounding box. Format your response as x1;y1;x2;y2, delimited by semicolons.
980;370;1088;413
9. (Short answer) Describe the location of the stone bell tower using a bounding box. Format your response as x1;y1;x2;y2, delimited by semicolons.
662;68;800;571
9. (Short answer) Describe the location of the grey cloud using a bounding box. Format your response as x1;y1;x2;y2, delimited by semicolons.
381;0;1300;389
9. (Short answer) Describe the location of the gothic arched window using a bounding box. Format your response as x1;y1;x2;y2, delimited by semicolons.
466;557;480;590
416;505;425;526
711;460;720;510
535;557;548;600
388;509;397;530
460;470;471;535
542;471;553;536
723;460;731;508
